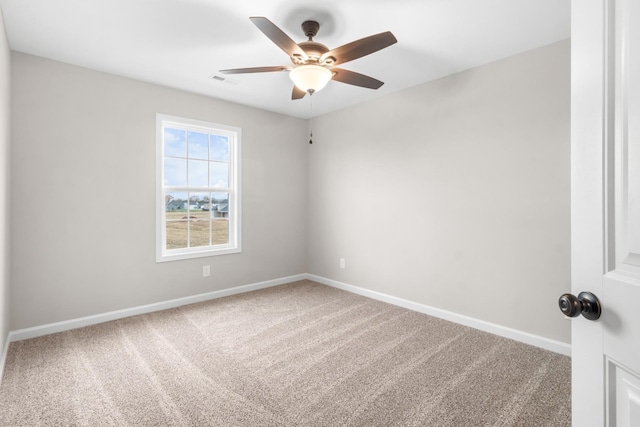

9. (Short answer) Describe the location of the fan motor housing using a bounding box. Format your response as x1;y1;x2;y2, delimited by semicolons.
296;41;329;64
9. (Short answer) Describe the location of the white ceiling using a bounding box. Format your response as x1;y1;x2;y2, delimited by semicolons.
0;0;570;119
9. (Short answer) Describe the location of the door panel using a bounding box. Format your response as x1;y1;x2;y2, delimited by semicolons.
603;276;640;375
609;361;640;427
613;0;640;273
623;0;640;259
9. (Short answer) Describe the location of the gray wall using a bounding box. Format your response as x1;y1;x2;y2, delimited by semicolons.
0;9;10;353
9;40;571;344
308;40;571;343
10;52;308;330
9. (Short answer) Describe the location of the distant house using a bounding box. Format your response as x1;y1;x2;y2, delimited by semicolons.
166;200;187;211
212;203;228;218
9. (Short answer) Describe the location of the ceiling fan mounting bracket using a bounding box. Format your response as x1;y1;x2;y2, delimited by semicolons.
301;20;320;40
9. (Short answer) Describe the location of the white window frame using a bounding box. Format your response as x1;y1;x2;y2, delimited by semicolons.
156;114;241;262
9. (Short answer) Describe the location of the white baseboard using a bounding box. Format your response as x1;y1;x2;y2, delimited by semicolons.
9;274;307;343
307;274;571;357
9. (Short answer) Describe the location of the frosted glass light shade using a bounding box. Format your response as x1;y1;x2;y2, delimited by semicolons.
289;65;332;94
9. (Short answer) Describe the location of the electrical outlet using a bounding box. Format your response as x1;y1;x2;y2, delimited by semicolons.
340;258;346;269
203;265;210;277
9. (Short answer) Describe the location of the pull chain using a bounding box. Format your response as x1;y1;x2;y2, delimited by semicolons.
309;93;313;144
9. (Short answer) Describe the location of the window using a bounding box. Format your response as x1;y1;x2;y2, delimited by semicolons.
156;114;241;262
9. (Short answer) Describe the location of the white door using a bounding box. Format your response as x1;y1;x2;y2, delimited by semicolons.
572;0;640;425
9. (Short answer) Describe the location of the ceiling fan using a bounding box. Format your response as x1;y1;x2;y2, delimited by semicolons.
220;17;397;100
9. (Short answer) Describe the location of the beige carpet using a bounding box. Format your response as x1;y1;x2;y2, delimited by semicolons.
0;280;571;426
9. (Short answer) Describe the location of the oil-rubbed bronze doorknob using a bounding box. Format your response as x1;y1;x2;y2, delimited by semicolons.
558;292;601;321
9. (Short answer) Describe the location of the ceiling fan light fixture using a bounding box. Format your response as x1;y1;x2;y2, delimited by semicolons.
289;65;332;94
221;17;397;100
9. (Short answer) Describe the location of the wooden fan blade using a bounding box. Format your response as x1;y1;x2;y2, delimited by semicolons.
250;17;308;61
330;68;384;89
321;31;397;66
220;66;291;74
292;85;307;100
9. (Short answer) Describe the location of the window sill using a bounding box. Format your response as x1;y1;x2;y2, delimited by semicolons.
156;246;241;263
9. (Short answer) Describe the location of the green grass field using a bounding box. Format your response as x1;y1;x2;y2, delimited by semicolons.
165;211;229;249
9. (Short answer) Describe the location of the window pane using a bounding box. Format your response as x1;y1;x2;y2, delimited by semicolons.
188;131;209;160
210;135;229;161
188;192;209;213
164;158;186;187
165;192;187;213
165;192;188;250
210;192;229;243
210;162;229;188
164;128;186;157
188;159;208;187
188;193;212;248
